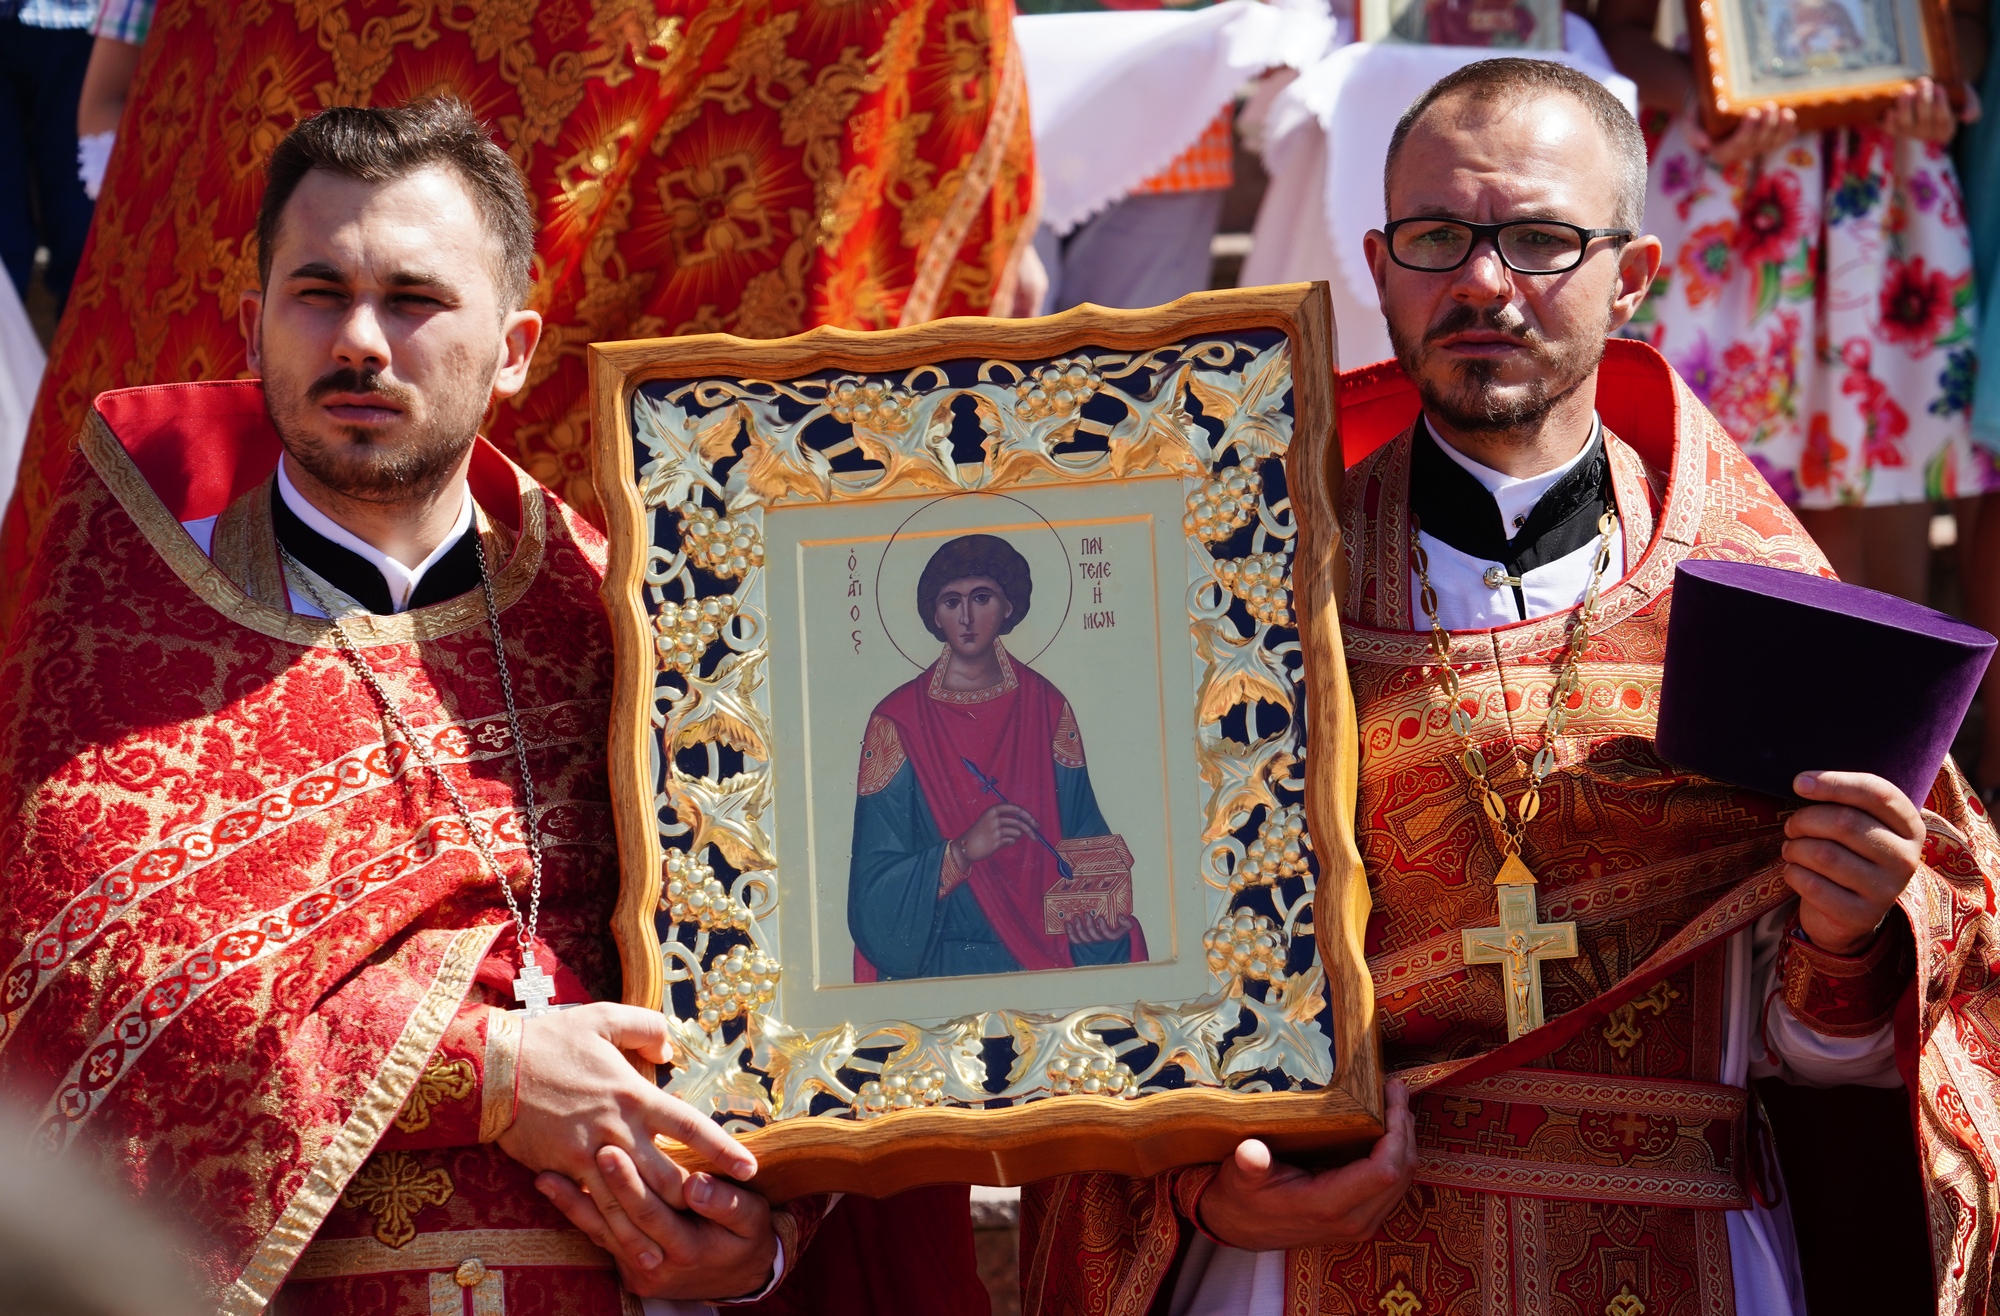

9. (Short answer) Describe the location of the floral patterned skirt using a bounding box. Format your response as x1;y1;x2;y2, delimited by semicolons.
1627;110;1993;508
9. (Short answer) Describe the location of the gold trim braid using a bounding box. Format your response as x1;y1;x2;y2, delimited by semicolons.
292;1228;612;1280
210;480;288;608
479;1008;522;1143
897;33;1027;327
78;414;548;650
221;924;502;1316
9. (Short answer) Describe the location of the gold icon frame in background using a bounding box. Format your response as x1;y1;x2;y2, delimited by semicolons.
590;284;1381;1199
1685;0;1962;134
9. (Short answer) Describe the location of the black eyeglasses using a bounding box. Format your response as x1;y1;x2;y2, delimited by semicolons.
1384;217;1633;274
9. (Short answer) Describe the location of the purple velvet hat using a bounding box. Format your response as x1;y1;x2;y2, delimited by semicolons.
1656;559;1995;803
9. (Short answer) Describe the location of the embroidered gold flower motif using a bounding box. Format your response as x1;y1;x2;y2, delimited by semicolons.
221;55;308;181
340;1152;455;1248
661;153;777;267
392;1054;476;1134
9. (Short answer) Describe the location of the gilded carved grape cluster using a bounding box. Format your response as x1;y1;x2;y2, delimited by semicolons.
660;848;751;932
1013;358;1102;421
697;945;780;1029
852;1067;947;1119
828;379;916;434
677;501;765;579
1232;806;1312;891
1048;1053;1137;1098
654;596;739;674
1214;551;1293;627
1204;912;1287;984
1183;464;1262;542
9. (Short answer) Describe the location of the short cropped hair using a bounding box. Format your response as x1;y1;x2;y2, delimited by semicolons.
917;534;1032;641
256;98;535;308
1384;58;1647;234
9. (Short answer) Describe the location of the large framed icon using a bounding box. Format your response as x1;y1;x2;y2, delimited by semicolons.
1684;0;1962;134
590;283;1381;1199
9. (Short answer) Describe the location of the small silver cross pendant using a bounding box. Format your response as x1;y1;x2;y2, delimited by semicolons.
512;961;558;1016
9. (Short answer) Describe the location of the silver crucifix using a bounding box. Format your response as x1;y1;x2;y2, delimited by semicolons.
512;960;558;1016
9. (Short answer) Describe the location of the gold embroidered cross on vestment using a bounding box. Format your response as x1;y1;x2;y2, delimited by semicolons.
1412;498;1616;1039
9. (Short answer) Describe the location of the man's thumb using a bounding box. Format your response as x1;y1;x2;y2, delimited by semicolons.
687;1173;769;1239
1229;1138;1275;1185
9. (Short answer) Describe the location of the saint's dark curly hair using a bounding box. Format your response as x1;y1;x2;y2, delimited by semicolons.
916;534;1032;641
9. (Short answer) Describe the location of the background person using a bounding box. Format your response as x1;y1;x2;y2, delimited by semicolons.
72;0;153;200
0;0;97;315
1953;0;2000;801
1596;0;1994;602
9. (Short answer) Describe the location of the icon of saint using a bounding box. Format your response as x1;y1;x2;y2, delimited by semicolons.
848;533;1145;981
1790;0;1866;60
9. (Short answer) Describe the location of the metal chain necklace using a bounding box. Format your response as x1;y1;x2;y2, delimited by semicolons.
1410;502;1617;864
1409;501;1616;1039
281;535;559;1015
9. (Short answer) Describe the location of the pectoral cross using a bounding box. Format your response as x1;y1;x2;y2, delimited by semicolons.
512;958;558;1017
1461;857;1577;1041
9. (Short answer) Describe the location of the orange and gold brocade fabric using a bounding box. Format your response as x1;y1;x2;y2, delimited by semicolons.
0;0;1039;631
0;382;825;1315
1022;345;2000;1315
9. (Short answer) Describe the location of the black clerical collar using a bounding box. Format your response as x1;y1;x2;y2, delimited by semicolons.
271;477;483;615
1408;416;1613;616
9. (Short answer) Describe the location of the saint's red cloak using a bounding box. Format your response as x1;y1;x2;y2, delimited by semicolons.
871;653;1078;974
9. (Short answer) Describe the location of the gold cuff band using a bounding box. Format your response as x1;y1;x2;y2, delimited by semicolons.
479;1008;522;1143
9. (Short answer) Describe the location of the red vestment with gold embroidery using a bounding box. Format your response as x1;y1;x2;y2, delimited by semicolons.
0;382;832;1315
1020;342;2000;1314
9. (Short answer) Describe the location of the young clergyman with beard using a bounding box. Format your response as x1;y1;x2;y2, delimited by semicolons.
1021;60;2000;1314
0;100;820;1315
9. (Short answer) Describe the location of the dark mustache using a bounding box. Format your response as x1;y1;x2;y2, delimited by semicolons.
1424;302;1534;345
306;367;417;408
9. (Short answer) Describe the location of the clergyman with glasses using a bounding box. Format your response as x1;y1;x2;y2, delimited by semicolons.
1020;57;1999;1315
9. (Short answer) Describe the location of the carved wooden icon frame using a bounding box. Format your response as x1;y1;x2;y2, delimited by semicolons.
590;284;1381;1201
1684;0;1961;135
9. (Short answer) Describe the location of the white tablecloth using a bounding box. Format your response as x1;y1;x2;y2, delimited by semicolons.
1016;0;1338;235
1239;14;1636;368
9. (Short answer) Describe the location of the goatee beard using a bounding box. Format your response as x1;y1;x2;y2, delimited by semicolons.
265;364;488;504
1390;300;1606;439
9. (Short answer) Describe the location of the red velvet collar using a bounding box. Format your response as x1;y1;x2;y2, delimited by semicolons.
93;379;525;532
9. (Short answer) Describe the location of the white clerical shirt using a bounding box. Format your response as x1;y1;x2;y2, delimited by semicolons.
180;457;475;617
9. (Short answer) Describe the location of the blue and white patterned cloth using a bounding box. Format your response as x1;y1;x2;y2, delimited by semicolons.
91;0;151;42
1;0;98;31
